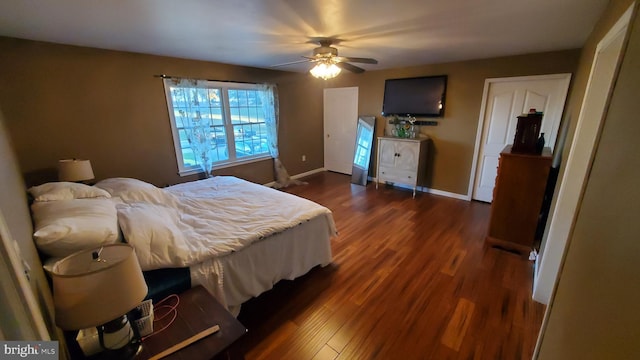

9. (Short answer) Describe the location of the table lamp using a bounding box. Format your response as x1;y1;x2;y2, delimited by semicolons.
51;244;148;358
58;159;95;182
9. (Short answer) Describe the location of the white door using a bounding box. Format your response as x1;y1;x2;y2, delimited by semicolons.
471;74;571;202
324;87;358;174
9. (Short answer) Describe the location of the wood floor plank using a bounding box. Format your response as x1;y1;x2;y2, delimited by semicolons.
312;345;339;360
246;320;298;360
441;298;476;351
441;248;467;276
231;172;545;360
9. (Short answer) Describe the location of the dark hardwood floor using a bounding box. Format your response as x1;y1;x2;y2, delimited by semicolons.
230;171;545;360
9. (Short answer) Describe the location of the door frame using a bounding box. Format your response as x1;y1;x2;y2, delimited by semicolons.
468;74;572;201
0;210;50;340
532;4;633;305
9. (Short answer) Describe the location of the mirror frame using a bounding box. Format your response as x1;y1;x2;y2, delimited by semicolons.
351;116;376;186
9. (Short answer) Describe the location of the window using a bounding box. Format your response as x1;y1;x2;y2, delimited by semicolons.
163;79;272;175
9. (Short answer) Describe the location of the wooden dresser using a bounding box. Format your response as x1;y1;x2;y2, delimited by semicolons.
486;145;552;254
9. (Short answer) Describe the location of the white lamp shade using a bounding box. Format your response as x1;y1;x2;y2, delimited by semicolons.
51;244;148;330
58;159;95;182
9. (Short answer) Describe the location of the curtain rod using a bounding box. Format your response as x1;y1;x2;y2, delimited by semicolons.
154;74;261;85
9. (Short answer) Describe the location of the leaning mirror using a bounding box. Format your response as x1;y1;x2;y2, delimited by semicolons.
351;116;376;186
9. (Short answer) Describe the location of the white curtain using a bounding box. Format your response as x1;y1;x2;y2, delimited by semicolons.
167;78;215;177
258;83;279;158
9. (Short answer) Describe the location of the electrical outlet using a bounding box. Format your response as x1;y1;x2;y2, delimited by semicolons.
302;155;306;162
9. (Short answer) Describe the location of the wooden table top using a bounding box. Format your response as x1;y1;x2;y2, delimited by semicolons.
137;285;247;360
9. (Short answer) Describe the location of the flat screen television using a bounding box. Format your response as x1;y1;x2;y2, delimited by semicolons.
381;75;447;117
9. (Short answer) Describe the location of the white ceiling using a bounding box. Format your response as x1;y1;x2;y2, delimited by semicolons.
0;0;608;73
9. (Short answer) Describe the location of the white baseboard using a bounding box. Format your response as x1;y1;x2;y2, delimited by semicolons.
372;177;469;201
263;167;326;187
264;170;468;201
293;167;327;180
424;187;469;201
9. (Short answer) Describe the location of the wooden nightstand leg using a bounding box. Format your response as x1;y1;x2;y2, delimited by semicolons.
413;187;416;198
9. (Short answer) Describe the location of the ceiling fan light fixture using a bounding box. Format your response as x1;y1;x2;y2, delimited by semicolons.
310;60;342;80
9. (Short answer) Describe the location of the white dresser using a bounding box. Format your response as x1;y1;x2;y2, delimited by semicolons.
376;136;429;198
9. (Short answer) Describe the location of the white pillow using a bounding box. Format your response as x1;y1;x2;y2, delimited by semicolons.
28;182;111;202
31;198;120;257
94;178;176;205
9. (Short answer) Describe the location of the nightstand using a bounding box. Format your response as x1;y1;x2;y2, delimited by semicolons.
136;285;247;360
376;136;429;198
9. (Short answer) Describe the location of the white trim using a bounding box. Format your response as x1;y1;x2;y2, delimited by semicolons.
597;4;633;51
178;166;206;177
533;4;635;358
532;3;633;306
422;186;469;201
213;155;272;171
0;212;50;340
373;177;468;200
178;155;274;176
292;167;327;180
262;167;326;187
467;79;492;200
468;73;572;200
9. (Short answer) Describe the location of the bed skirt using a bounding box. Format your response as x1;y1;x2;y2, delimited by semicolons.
189;215;333;316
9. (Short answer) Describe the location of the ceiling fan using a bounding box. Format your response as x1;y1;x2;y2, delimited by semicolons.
272;38;378;79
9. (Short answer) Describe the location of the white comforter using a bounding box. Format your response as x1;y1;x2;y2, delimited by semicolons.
114;176;336;271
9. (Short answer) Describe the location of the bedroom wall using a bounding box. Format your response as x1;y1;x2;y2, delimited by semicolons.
0;37;324;187
0;36;578;196
317;50;580;195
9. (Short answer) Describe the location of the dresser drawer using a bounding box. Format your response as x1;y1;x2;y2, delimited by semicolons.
378;166;418;186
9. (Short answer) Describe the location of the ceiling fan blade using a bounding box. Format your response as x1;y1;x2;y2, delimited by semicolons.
270;58;311;68
302;55;323;62
335;56;378;64
336;62;365;74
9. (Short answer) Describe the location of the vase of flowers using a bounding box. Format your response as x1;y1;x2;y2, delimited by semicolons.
388;115;417;138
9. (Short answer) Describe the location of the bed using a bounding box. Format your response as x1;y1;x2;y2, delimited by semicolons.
29;176;336;315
